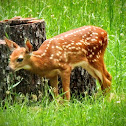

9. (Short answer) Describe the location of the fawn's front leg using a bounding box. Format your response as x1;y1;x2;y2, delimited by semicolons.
60;66;71;101
49;75;59;97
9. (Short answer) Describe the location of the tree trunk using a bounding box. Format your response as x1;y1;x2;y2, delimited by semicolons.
0;17;46;100
0;16;96;101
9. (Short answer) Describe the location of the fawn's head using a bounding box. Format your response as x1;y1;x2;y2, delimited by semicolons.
5;37;33;71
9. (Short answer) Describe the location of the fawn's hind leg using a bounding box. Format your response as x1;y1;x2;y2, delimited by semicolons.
88;60;111;92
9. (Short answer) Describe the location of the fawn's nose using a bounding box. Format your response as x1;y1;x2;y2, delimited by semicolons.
6;66;13;72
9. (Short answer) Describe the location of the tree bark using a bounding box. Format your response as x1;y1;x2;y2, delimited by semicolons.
0;17;46;100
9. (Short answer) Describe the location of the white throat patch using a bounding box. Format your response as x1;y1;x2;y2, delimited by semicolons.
23;65;31;70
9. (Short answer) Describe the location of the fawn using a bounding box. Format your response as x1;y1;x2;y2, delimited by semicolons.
4;26;112;100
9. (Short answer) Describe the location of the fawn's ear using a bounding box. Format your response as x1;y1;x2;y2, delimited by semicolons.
25;39;32;53
4;37;19;51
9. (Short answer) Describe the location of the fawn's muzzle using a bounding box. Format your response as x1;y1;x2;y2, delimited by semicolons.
6;66;13;72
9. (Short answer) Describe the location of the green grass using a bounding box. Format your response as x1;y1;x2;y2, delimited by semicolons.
0;96;126;126
0;0;126;125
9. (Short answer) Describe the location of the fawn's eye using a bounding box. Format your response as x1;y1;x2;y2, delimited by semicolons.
17;58;23;62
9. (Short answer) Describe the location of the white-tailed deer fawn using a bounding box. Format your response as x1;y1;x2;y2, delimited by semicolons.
4;26;112;100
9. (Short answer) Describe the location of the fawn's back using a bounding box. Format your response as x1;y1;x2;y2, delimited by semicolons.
36;26;107;68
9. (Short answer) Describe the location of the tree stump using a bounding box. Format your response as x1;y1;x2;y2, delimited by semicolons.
0;17;46;100
0;16;96;101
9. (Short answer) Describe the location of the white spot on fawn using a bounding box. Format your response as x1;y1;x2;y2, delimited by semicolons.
92;32;98;35
90;34;93;36
91;39;96;42
80;40;84;42
47;44;50;47
82;29;86;31
50;57;53;59
96;55;100;58
82;49;87;53
89;55;93;58
56;53;60;56
77;43;82;45
86;37;90;40
101;32;104;35
99;40;102;45
104;36;107;41
41;53;46;56
92;59;97;62
82;36;85;39
71;47;75;49
93;46;96;50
